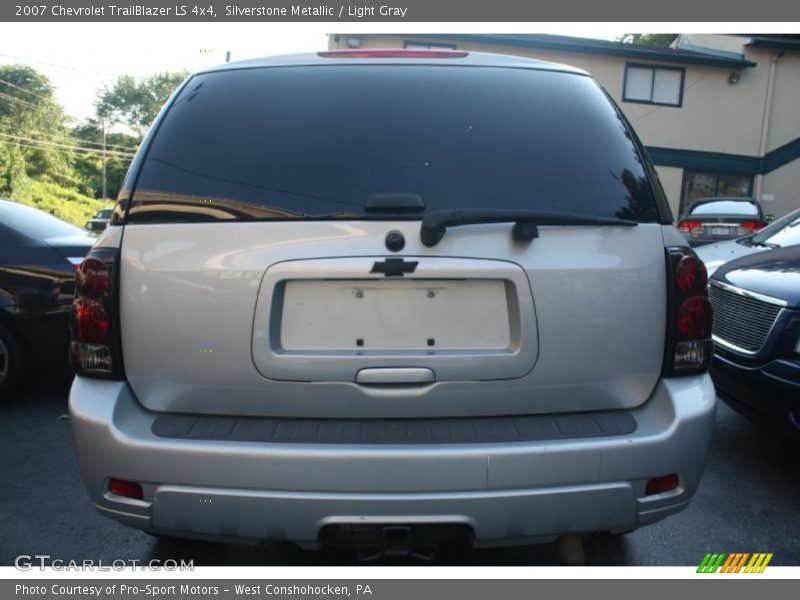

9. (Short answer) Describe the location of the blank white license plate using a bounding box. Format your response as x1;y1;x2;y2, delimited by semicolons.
280;279;511;351
709;226;732;236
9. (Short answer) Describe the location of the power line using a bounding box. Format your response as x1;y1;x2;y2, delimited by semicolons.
0;128;137;155
0;131;135;159
0;88;69;120
0;83;142;152
1;133;135;159
5;138;134;162
0;90;37;109
0;52;122;78
3;137;134;161
0;124;139;152
0;77;52;102
0;52;152;82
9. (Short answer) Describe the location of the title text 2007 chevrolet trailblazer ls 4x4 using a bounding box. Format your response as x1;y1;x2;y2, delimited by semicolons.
68;50;716;554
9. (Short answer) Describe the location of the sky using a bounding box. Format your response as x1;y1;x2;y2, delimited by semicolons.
1;22;795;125
0;23;329;123
0;23;622;124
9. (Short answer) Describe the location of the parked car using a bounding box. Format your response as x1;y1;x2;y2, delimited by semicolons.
85;207;113;233
0;199;94;394
708;245;800;436
69;50;716;555
678;197;767;246
696;207;800;276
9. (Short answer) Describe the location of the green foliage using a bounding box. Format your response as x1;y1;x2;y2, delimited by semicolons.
0;65;185;224
11;180;108;227
0;65;149;224
0;143;27;197
618;34;678;47
96;71;187;135
70;121;138;199
0;64;80;195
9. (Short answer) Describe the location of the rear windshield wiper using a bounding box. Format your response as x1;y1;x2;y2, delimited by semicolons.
420;209;638;247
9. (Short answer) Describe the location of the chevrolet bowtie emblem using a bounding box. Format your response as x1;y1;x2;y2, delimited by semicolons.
370;258;418;277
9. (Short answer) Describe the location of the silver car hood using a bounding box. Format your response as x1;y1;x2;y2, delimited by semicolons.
695;238;763;277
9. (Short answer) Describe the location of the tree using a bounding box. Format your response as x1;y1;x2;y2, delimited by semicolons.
71;121;139;199
95;71;187;136
0;65;79;196
618;34;678;47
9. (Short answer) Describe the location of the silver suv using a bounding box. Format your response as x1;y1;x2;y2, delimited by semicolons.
68;50;716;554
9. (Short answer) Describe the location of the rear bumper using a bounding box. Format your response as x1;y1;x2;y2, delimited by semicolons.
69;375;716;547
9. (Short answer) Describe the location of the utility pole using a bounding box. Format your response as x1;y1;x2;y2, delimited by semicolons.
101;119;107;201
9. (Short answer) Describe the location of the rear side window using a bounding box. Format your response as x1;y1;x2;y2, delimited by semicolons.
128;65;660;223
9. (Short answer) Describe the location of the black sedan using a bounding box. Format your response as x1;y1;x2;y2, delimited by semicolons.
0;199;94;394
708;245;800;436
678;197;767;247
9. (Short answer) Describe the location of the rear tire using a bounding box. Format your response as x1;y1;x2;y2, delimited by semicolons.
0;322;22;397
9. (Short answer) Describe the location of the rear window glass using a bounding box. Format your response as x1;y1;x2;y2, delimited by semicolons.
690;200;758;216
128;65;659;223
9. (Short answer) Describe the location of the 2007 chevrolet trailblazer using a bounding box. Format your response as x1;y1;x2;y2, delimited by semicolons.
68;50;716;553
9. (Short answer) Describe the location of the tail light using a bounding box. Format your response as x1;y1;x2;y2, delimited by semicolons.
663;247;713;376
70;299;109;342
677;219;703;238
737;220;767;235
70;247;123;378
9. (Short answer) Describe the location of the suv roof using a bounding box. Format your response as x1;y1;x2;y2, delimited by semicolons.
197;50;591;77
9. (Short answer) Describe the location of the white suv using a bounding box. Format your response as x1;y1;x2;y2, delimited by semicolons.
68;50;716;554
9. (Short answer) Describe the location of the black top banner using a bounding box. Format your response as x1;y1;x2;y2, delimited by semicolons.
4;0;800;21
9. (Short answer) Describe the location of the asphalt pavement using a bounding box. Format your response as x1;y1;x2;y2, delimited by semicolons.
1;378;799;566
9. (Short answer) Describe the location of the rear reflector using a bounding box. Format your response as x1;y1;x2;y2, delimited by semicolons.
645;474;680;496
318;49;469;59
108;478;143;500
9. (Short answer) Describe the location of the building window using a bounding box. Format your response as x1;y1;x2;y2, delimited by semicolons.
623;64;685;107
680;171;753;215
